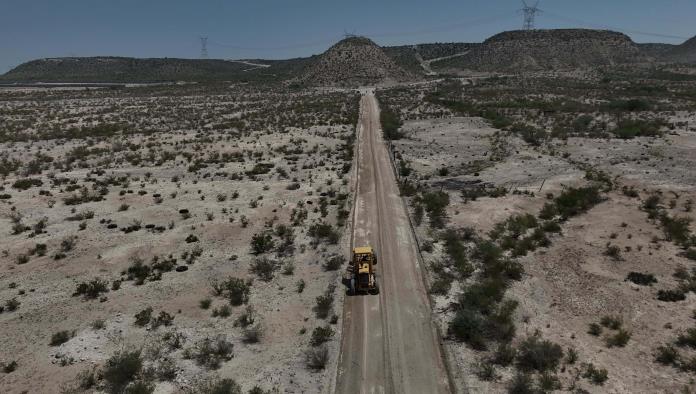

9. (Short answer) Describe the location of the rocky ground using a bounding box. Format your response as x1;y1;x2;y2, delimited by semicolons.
378;70;696;393
0;83;360;393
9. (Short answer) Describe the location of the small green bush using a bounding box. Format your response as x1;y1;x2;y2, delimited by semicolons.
73;278;109;299
516;336;564;372
626;272;657;286
310;326;334;347
103;350;144;393
655;344;679;365
606;329;631;348
134;307;153;327
50;330;73;346
305;345;329;369
582;363;609;385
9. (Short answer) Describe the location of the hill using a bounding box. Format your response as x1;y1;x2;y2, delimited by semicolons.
297;36;416;87
432;29;649;72
0;56;311;83
663;36;696;63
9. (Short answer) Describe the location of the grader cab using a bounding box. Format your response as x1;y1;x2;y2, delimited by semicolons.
349;246;379;295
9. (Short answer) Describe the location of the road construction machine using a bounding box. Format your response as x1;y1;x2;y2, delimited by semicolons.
348;246;379;295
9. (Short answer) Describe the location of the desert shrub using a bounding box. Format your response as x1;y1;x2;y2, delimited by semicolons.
546;186;603;220
92;319;106;330
537;372;561;392
626;272;657;286
475;362;498;381
685;249;696;261
2;360;18;373
134;307;153;327
103;350;144;393
250;232;275;255
657;289;686;302
296;279;306;293
212;305;232;318
5;297;20;311
507;372;534;394
50;330;73;346
151;311;174;329
420;190;450;228
516;336;563;372
604;244;622;260
12;178;43;190
588;323;602;336
73;278;109;299
243;323;264;343
199;298;212;309
441;229;472;278
62;367;97;392
660;214;693;247
510;122;547;146
245;163;274;176
323;255;345;271
655;344;679;365
449;280;517;349
493;343;517;366
250;257;278;281
429;276;453;295
187;336;234;370
604;98;651;112
610;119;664;139
123;380;153;394
305;345;329;369
212;277;250;306
126;257;151;285
606;329;631;348
307;222;340;244
315;286;335;319
234;305;256;328
600;316;623;330
582;363;608;385
380;105;403;140
676;328;696;348
565;347;578;364
192;378;242;394
310;326;334;347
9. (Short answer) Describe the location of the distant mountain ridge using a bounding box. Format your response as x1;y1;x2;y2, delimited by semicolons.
0;56;312;83
432;29;649;72
2;29;695;83
664;36;696;63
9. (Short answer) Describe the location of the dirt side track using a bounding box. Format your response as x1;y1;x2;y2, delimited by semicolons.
335;91;451;394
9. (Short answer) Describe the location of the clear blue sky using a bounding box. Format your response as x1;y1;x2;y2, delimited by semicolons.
1;0;695;72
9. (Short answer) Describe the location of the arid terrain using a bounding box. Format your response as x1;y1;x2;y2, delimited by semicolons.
2;27;696;394
377;66;696;392
0;83;360;393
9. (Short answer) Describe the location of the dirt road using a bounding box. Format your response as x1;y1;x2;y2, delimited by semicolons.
335;91;451;394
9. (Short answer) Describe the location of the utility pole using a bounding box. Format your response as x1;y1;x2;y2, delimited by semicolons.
519;1;542;30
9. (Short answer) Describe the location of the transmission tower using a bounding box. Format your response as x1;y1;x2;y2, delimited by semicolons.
519;1;542;30
199;36;209;59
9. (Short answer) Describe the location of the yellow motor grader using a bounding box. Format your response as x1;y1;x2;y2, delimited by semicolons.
348;246;379;295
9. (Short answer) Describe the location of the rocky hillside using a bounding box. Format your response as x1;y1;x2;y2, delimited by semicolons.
0;56;311;83
663;36;696;63
433;29;649;72
297;37;416;87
